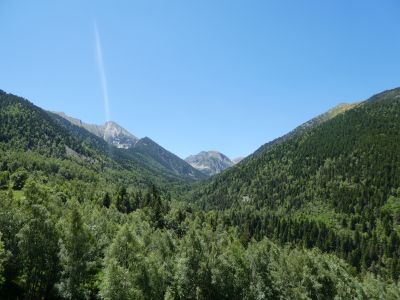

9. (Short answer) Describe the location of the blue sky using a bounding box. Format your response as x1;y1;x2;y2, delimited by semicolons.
0;1;399;159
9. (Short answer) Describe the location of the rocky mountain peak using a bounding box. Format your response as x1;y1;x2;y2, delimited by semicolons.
185;150;236;176
52;112;139;149
102;121;138;149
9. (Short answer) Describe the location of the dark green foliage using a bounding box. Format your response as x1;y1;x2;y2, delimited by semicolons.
0;91;203;193
132;137;207;181
0;88;399;298
102;191;111;208
0;191;24;298
191;87;400;280
0;171;9;190
10;169;28;190
0;233;5;287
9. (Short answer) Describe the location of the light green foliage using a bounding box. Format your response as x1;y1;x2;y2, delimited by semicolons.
382;194;400;225
101;213;175;300
17;204;59;299
57;200;94;299
192;88;400;280
0;89;399;298
272;247;364;299
362;274;400;300
101;219;149;300
23;178;49;205
170;222;278;300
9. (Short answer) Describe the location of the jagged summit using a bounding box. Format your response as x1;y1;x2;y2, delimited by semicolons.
102;120;139;149
51;110;205;180
52;112;138;149
232;157;244;164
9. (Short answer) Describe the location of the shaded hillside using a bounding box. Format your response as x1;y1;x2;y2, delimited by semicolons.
52;112;205;181
132;137;206;180
0;91;104;160
0;89;399;299
252;102;357;157
190;88;400;279
52;112;139;149
0;91;201;188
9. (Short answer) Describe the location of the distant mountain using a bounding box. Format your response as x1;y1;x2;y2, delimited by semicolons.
132;137;205;180
52;111;205;181
185;151;235;176
0;91;205;185
190;101;366;209
232;157;244;164
189;87;400;279
186;103;355;177
2;88;395;299
103;121;139;149
52;112;139;149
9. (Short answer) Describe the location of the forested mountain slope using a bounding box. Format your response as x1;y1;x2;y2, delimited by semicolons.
190;87;400;280
131;137;206;180
51;111;206;181
192;88;400;210
0;90;203;187
0;90;106;159
52;111;139;149
251;102;357;157
0;88;399;299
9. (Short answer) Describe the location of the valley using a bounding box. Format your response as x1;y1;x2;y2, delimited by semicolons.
0;88;399;298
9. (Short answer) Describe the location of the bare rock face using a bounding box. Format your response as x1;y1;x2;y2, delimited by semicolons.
52;112;138;149
232;157;244;164
52;111;206;180
102;121;139;149
185;151;234;176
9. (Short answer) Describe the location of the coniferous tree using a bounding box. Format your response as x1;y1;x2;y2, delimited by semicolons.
0;171;9;190
10;169;28;190
57;200;93;299
102;191;111;208
115;186;128;213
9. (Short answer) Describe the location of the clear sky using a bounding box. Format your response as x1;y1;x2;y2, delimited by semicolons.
0;1;399;159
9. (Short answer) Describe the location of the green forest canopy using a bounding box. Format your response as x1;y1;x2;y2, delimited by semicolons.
0;88;400;299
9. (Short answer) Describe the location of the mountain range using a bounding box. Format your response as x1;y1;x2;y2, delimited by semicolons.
1;87;400;298
0;91;206;186
185;151;243;176
50;111;207;181
189;87;400;278
52;112;139;149
54;112;242;178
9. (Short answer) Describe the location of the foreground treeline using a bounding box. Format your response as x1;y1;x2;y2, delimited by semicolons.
191;89;400;284
1;89;400;299
221;198;400;282
0;181;399;300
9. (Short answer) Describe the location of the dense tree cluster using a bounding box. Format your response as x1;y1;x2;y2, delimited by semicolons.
0;92;202;191
192;88;400;281
1;182;399;299
0;88;400;298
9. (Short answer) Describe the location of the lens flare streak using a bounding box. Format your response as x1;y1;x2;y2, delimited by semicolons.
94;21;110;122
